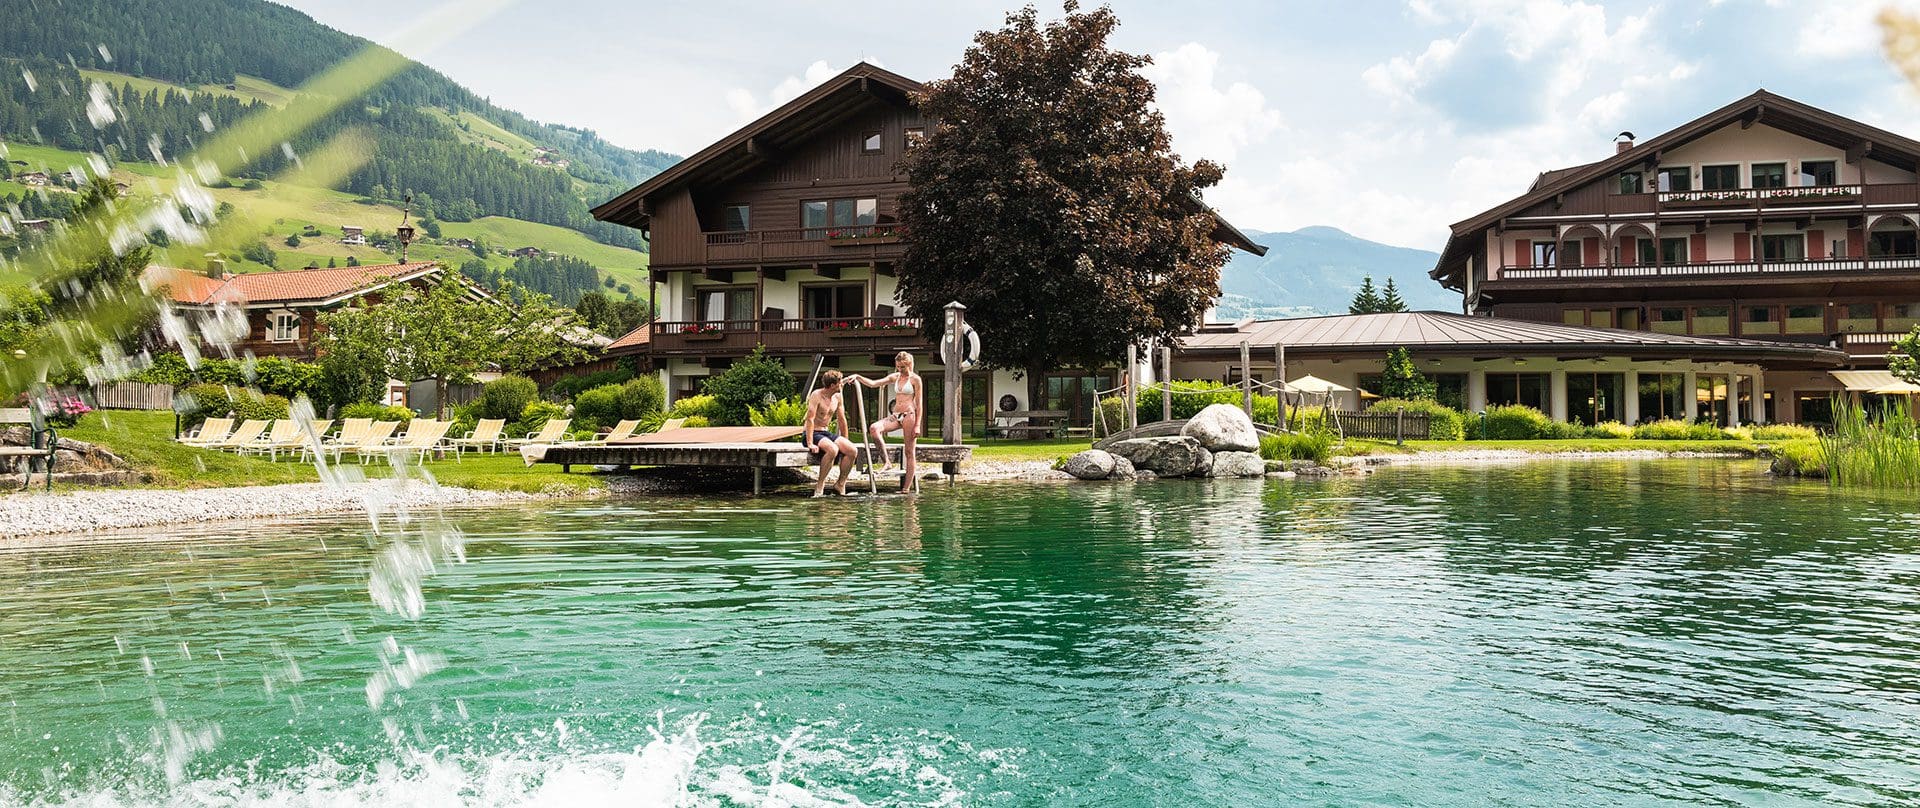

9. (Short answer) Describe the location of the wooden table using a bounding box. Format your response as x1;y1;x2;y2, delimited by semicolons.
990;410;1070;439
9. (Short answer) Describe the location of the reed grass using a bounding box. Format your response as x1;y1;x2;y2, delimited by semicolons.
1817;398;1920;489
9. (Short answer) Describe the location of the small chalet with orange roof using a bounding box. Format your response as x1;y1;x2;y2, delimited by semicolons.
142;261;444;360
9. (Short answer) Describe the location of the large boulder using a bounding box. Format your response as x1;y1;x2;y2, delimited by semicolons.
1062;449;1117;480
1108;436;1206;477
1194;447;1214;477
1109;455;1137;480
1181;403;1261;453
1208;451;1266;478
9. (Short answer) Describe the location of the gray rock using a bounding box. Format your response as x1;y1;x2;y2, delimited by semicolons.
1181;403;1261;452
1135;470;1158;480
1263;459;1289;473
1208;451;1266;478
1062;449;1116;480
1265;470;1297;479
1286;459;1321;473
1194;447;1214;477
1107;436;1206;477
1109;455;1137;480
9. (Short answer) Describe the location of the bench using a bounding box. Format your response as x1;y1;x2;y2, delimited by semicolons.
989;410;1071;440
0;407;55;491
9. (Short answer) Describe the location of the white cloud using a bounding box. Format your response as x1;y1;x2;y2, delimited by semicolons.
725;60;849;122
1141;43;1282;163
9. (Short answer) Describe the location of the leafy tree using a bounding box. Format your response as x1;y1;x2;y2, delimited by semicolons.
1380;278;1408;313
316;279;587;418
420;217;442;239
574;290;648;337
284;233;302;247
702;346;795;425
1;177;154;389
1891;330;1920;386
345;255;360;267
1349;276;1383;314
894;3;1231;402
327;257;337;268
1379;347;1435;401
241;240;277;268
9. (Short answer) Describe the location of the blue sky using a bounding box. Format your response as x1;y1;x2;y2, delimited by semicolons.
282;0;1919;251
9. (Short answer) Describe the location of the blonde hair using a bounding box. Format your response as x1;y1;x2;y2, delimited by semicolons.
895;352;915;371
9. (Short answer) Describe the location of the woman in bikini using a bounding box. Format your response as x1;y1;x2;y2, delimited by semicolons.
846;352;925;493
803;370;859;497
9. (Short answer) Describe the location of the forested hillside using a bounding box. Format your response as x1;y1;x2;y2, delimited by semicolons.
0;0;677;251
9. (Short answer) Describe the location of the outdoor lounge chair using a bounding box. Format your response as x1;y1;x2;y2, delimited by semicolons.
324;418;373;447
362;419;454;465
326;420;400;463
587;419;642;444
252;419;332;461
239;419;299;456
178;417;235;447
651;417;686;434
211;419;270;451
449;418;506;459
503;418;571;449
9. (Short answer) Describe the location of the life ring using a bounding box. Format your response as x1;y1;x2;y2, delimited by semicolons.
941;324;981;369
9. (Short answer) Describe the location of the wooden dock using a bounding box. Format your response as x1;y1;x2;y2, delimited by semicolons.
535;441;977;495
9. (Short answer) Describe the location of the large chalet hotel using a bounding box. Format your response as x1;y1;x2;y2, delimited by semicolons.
589;63;1264;433
1429;90;1920;425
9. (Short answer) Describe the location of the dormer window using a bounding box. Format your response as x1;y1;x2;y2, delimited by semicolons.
861;131;883;154
268;311;300;342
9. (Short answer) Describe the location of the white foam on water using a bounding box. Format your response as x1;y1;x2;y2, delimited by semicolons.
0;715;984;808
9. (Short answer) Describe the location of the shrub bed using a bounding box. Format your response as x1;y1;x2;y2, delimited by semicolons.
1366;398;1465;440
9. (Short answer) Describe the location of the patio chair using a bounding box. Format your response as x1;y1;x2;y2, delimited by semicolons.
449;418;507;460
239;419;299;456
365;419;454;465
211;419;270;451
255;419;332;461
588;419;643;444
326;420;401;464
326;418;374;447
178;417;235;447
503;418;571;450
651;417;686;434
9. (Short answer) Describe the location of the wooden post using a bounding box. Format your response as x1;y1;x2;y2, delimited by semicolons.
1124;343;1139;432
942;301;966;477
1396;408;1405;446
1160;345;1173;423
1240;340;1253;417
1275;344;1287;430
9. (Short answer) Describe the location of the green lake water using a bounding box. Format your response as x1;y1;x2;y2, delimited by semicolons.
3;460;1920;806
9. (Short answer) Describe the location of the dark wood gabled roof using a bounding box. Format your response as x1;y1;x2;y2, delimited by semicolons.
592;62;1266;256
1431;89;1920;288
592;62;922;229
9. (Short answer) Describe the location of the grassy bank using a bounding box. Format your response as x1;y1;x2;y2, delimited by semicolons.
57;411;600;494
1347;438;1766;456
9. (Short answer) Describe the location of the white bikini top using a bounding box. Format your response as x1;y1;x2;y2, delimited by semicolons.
896;375;915;396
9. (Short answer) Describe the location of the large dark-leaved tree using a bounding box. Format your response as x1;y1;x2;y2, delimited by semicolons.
896;2;1231;401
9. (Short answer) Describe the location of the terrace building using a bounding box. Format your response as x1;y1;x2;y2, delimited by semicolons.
590;62;1264;432
1432;90;1920;424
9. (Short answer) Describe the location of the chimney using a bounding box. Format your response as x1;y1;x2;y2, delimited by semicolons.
204;254;227;278
1614;131;1636;154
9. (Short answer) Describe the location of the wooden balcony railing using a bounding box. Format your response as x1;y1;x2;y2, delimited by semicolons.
1495;254;1920;281
1585;182;1920;216
700;225;906;264
650;315;932;355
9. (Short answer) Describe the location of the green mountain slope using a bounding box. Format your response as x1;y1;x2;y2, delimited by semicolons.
1214;227;1456;318
0;0;680;303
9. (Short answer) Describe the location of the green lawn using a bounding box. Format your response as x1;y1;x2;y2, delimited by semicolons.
62;410;599;494
969;437;1089;463
1343;438;1764;456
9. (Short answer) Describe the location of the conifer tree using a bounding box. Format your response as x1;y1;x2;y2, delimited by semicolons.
1349;276;1382;314
1380;278;1408;313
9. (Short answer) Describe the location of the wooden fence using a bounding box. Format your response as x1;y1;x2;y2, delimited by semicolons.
85;382;175;410
1335;409;1430;442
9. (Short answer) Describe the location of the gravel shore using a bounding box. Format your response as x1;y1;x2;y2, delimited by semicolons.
0;482;548;540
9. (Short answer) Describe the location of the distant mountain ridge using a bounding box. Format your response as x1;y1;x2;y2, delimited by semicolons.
1213;226;1455;319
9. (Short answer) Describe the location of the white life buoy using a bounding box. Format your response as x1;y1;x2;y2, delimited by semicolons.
941;325;982;369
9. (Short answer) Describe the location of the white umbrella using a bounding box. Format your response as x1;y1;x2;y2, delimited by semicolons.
1287;374;1352;394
